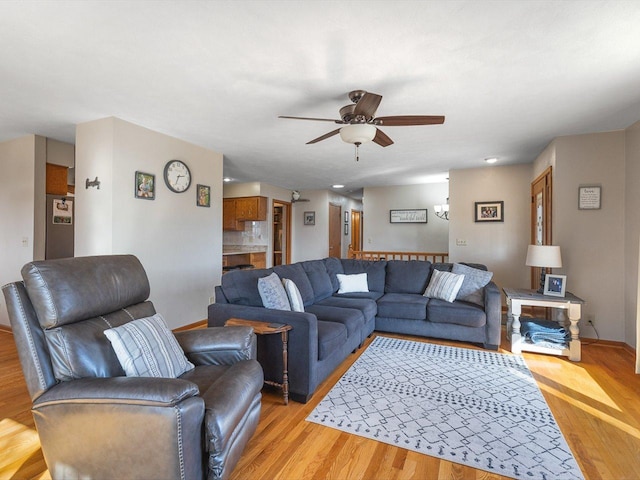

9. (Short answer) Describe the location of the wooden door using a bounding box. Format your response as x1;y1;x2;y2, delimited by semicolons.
328;203;342;258
350;210;363;252
531;167;553;288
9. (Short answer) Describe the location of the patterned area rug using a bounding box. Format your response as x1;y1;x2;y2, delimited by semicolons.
307;336;583;480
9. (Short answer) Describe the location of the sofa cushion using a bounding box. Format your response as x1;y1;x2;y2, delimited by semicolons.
301;260;334;303
305;304;364;340
337;273;369;293
257;273;291;311
315;296;377;321
385;260;432;294
340;259;387;292
221;268;273;306
427;299;487;328
282;278;305;312
324;257;344;292
333;291;384;301
273;263;315;305
452;263;493;306
104;314;195;378
317;321;347;361
377;293;429;320
423;269;464;303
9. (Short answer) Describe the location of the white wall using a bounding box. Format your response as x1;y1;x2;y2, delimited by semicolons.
291;189;330;262
0;136;38;327
448;164;532;292
362;183;449;253
533;131;627;342
75;117;223;329
625;121;640;350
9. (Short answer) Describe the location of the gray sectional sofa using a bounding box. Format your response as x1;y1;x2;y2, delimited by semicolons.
208;257;501;403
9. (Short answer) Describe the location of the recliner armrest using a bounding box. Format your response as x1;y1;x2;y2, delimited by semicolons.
175;326;257;365
32;376;199;408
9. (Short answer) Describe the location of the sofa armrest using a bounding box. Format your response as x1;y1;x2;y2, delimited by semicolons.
175;326;257;365
483;281;502;349
31;377;205;480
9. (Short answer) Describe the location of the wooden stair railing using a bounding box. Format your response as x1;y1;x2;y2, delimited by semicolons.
348;246;449;263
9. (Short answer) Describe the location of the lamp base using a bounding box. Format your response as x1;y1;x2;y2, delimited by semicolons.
537;268;546;294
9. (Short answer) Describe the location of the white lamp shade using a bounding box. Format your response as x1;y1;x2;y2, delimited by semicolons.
340;124;376;144
525;245;562;268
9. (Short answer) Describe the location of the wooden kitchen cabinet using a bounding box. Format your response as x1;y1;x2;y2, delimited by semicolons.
223;196;268;230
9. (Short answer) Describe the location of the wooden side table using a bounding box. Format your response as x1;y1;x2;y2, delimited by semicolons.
503;287;585;361
224;318;293;405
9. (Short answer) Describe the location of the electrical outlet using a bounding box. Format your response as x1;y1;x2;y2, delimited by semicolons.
209;296;215;305
587;314;595;326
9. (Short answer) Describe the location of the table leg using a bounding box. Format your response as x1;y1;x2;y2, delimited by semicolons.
510;301;523;354
281;330;289;405
568;303;581;361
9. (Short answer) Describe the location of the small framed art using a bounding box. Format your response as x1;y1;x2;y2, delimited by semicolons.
344;211;350;223
578;185;601;210
135;171;155;200
304;211;315;225
344;223;349;235
197;184;211;207
544;274;567;297
389;209;428;223
474;201;504;222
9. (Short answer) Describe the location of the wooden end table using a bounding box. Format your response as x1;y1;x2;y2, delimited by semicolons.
503;287;585;361
224;318;293;405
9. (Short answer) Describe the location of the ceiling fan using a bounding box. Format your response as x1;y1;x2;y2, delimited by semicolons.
279;90;444;160
291;190;309;203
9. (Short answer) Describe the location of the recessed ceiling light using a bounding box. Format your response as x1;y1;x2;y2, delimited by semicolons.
332;184;345;189
485;157;498;164
223;177;232;182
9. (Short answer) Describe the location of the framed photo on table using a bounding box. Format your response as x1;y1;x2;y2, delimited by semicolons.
544;274;567;297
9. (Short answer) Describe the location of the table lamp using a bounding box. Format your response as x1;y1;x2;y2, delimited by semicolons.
525;245;562;293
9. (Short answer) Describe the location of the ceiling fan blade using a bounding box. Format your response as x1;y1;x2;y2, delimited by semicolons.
373;128;394;147
279;115;342;123
306;128;341;144
353;92;383;119
375;115;445;126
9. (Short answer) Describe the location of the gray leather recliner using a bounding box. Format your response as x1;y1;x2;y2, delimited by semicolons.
2;254;263;480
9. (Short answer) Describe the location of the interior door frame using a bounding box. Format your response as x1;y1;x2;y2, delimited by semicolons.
531;166;553;288
272;200;292;265
350;209;363;253
328;202;342;258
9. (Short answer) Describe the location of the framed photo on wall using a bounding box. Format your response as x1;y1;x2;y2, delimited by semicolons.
135;171;155;200
474;201;504;222
544;274;567;297
304;211;315;225
196;184;211;207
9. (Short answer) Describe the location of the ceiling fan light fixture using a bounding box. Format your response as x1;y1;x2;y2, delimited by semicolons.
339;123;376;145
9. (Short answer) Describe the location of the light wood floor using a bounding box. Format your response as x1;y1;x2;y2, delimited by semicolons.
2;329;639;480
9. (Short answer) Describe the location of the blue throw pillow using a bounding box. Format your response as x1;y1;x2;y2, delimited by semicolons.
258;272;291;310
452;263;493;305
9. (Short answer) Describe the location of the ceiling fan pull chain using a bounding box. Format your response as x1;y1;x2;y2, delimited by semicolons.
355;143;360;162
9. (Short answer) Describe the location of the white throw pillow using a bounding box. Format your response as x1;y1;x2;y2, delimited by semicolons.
258;272;291;310
282;278;305;312
336;273;369;294
423;269;465;303
104;313;194;378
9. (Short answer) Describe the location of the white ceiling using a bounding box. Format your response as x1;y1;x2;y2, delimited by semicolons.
2;1;640;195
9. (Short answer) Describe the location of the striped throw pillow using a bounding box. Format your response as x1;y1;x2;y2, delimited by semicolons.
104;313;194;378
423;269;465;303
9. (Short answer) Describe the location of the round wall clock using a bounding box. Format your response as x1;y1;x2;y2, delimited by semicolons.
163;160;191;193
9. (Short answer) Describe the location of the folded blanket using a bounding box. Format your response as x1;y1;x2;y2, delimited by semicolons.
520;318;569;346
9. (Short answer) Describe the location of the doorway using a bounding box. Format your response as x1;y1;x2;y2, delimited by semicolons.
273;200;291;266
531;166;553;288
350;209;363;253
328;203;342;258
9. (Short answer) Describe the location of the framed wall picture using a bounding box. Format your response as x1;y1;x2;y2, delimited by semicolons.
344;211;350;223
544;274;567;297
197;184;211;207
135;171;155;200
389;209;428;223
344;223;349;235
304;211;315;225
578;185;601;210
474;201;504;222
